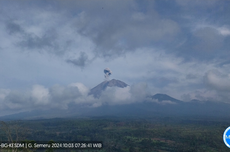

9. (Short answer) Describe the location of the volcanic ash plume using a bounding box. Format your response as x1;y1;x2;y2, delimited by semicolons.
104;68;112;80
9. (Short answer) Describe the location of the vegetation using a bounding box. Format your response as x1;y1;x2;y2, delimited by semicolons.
0;116;229;152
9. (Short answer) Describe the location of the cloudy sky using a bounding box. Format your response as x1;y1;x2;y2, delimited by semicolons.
0;0;230;116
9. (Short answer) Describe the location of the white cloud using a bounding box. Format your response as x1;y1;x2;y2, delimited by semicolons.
204;70;230;92
0;89;10;100
217;27;230;36
31;85;50;105
181;89;219;102
69;83;89;96
193;24;230;37
0;80;153;113
114;87;131;101
176;0;218;7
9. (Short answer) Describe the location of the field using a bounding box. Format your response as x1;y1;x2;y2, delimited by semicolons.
0;116;229;152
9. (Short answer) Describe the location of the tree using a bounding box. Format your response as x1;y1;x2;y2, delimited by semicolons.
0;121;33;152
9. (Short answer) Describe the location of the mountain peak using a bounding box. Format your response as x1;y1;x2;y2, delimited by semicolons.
152;93;182;103
88;79;128;98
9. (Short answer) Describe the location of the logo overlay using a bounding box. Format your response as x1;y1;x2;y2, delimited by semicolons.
223;126;230;148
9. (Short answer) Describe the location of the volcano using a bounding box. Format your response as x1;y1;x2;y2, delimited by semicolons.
88;79;128;98
152;93;183;103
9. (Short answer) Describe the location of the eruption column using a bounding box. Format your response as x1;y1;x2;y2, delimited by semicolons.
104;68;112;80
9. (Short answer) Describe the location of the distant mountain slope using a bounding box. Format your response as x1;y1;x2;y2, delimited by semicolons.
88;79;128;98
1;94;230;120
2;80;230;120
152;93;182;103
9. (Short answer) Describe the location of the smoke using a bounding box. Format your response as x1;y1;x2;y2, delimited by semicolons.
104;68;112;80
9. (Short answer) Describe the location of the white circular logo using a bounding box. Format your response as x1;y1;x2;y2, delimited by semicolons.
223;126;230;148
